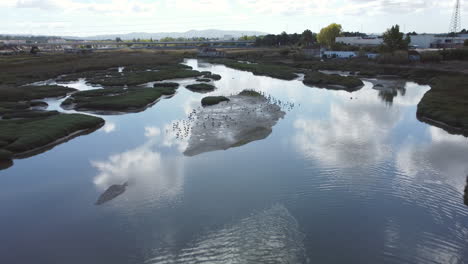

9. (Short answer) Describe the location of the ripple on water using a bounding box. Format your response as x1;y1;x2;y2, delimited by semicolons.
145;204;308;264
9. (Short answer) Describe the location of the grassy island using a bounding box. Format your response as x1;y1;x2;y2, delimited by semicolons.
201;96;230;106
186;83;216;93
0;113;104;158
62;86;178;113
303;71;364;91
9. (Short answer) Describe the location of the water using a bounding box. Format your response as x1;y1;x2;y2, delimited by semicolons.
1;59;467;264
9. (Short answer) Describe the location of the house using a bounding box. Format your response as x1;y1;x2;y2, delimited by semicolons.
198;47;226;58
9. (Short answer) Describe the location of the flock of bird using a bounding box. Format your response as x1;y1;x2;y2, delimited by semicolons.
168;91;297;141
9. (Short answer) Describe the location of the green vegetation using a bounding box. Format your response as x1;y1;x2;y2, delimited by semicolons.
420;51;443;63
255;30;317;47
417;75;468;136
381;25;410;52
0;149;13;160
2;110;60;120
0;85;76;102
439;48;468;61
377;51;409;64
212;59;297;80
238;90;262;97
303;71;364;91
86;66;202;86
154;82;179;88
185;83;216;93
201;96;230;106
196;78;212;82
0;113;104;155
202;72;222;80
62;86;178;112
317;23;342;48
0;51;191;85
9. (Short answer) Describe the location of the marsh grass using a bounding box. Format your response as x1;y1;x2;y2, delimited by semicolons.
201;96;230;106
63;86;178;112
0;113;104;154
0;85;76;102
185;83;216;93
417;75;468;135
238;90;262;97
2;110;60;120
303;71;364;91
210;59;297;80
87;67;202;86
154;82;179;88
196;78;212;82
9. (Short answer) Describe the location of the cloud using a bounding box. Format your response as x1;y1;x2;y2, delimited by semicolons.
15;0;159;15
92;126;185;205
293;88;401;168
16;0;67;10
101;122;116;133
145;126;161;138
396;126;468;193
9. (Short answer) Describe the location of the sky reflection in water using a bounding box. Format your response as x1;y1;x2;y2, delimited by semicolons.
0;59;467;264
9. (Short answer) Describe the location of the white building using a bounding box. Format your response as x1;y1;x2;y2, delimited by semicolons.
410;34;468;49
322;51;358;59
223;35;234;41
335;36;383;46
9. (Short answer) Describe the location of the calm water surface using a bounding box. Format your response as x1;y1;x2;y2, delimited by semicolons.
1;59;467;264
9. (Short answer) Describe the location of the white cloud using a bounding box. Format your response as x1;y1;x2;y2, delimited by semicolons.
15;0;159;15
145;126;161;138
293;89;401;168
101;122;116;133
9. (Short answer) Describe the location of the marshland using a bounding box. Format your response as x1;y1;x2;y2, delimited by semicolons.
0;49;467;264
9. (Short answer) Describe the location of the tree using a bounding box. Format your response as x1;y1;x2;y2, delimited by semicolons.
115;37;122;42
278;31;290;46
382;25;410;52
317;23;342;48
301;29;315;46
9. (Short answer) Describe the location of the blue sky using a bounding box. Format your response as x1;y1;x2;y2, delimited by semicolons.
1;0;465;36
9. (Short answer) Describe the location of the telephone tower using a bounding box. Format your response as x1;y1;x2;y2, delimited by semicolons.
449;0;461;34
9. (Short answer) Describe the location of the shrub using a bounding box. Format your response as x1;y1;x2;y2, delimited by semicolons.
377;51;409;64
439;48;468;61
420;51;443;63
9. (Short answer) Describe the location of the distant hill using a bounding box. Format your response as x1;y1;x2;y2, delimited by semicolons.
65;29;268;41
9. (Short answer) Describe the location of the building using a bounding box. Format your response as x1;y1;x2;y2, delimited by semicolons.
410;34;468;49
322;51;358;59
223;35;234;41
335;36;383;46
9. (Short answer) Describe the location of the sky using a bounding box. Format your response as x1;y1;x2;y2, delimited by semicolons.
1;0;466;37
